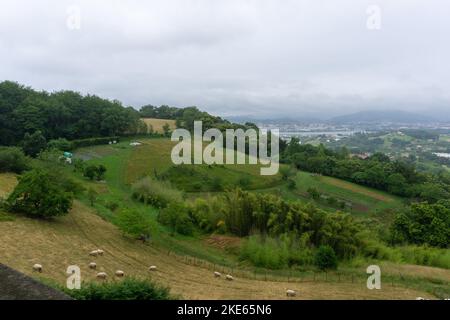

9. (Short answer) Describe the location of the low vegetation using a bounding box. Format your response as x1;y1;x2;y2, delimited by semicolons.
63;278;173;300
132;176;184;208
0;147;30;173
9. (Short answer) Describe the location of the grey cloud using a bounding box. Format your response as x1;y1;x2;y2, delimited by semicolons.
0;0;449;119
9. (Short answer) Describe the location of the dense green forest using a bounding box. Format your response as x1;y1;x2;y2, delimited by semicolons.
0;81;255;148
140;104;256;132
0;81;141;145
282;138;450;203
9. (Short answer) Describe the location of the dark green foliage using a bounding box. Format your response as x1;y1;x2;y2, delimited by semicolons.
96;164;107;180
64;278;172;300
237;176;251;188
287;178;296;190
71;136;120;149
83;165;107;181
189;198;223;233
0;81;138;146
283;138;450;202
84;165;98;180
162;123;171;137
315;245;338;270
0;147;30;173
22;130;46;157
73;158;85;172
6;169;73;218
307;187;321;200
47;138;73;151
391;202;450;248
158;202;194;235
188;188;363;258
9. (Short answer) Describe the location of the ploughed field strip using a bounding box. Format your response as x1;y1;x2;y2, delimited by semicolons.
0;200;437;300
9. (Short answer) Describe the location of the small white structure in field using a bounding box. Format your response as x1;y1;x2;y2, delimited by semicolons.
214;271;221;278
130;142;142;146
88;262;97;270
32;264;43;273
96;249;104;256
115;270;125;277
225;274;234;281
96;272;107;279
148;266;157;271
286;290;296;297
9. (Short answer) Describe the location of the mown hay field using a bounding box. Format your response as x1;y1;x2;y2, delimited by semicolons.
0;173;447;299
0;200;440;300
141;118;176;134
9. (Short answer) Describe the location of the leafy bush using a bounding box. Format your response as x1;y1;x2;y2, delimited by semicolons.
391;202;450;248
315;245;338;270
71;136;120;149
22;130;47;157
158;202;194;235
0;147;30;173
189;198;224;232
115;208;156;240
307;187;321;200
132;177;183;208
83;164;107;181
239;236;289;269
64;278;172;300
287;178;296;190
239;234;316;269
7;169;73;218
47;138;73;151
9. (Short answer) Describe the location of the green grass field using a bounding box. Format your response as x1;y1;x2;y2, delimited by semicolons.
74;138;404;216
1;136;449;299
257;171;404;216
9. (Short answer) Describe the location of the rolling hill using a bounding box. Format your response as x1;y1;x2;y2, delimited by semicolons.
0;173;442;300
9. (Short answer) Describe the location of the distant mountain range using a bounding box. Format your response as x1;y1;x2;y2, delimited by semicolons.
329;110;437;124
226;110;445;125
226;115;322;124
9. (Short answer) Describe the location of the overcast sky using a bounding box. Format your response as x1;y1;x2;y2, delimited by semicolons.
1;0;449;119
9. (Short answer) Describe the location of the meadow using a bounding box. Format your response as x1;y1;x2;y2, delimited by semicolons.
1;137;448;299
1;172;448;299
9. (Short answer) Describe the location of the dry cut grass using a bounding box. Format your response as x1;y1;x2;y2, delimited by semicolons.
0;173;17;198
141;118;176;134
0;200;437;300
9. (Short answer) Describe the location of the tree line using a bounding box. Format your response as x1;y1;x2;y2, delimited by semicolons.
282;138;450;203
0;81;141;146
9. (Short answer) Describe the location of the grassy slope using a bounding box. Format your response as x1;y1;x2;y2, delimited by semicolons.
0;173;446;299
123;138;281;189
1;138;446;299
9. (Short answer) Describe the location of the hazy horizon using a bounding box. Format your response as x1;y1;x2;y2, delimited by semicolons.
1;0;449;119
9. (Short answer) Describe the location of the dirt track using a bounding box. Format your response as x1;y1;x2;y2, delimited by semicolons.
0;201;438;300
